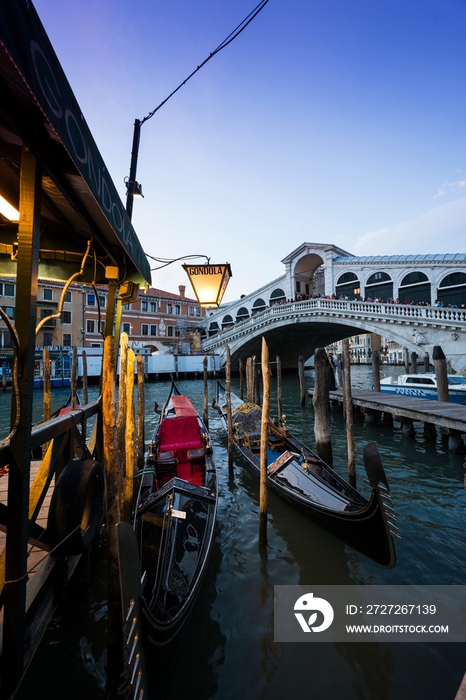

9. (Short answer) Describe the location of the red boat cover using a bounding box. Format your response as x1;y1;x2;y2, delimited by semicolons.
171;395;198;417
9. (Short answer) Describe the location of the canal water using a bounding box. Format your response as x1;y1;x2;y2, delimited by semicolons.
8;366;466;699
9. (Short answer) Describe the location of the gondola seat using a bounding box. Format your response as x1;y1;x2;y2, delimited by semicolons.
155;458;178;484
268;434;285;450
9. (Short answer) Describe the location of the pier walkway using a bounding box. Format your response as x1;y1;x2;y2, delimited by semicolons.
308;387;466;435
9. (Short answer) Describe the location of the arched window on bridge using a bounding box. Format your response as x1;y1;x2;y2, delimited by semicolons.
252;298;266;315
222;314;234;329
398;272;431;305
208;321;220;336
269;288;286;306
364;272;393;302
437;272;466;307
335;272;361;300
236;307;250;322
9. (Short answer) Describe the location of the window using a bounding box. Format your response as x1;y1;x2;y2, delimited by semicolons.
141;324;149;336
90;343;101;348
43;332;53;346
141;298;148;312
167;303;172;314
1;330;13;348
63;311;72;324
189;306;195;316
63;333;71;346
150;301;158;313
86;320;95;333
99;321;105;333
196;307;201;317
150;325;157;336
123;303;131;311
0;282;15;297
65;291;72;303
175;304;181;315
87;293;95;306
1;306;15;319
43;288;53;301
122;322;131;334
167;326;174;337
98;294;106;308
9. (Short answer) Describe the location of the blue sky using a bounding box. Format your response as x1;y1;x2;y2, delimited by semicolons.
33;0;466;302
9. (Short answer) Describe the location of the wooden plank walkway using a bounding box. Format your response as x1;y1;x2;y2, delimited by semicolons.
308;388;466;433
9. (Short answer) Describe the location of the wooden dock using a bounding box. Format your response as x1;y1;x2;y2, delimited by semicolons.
308;387;466;434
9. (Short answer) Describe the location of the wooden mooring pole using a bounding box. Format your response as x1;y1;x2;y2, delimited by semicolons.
259;338;270;546
298;354;306;407
117;332;128;510
372;350;380;392
226;346;233;466
203;355;209;429
123;349;136;523
137;354;145;472
246;357;254;403
71;345;77;408
433;346;449;402
43;347;50;421
239;357;244;400
102;335;123;694
343;339;356;487
313;348;333;466
82;349;88;405
276;355;282;421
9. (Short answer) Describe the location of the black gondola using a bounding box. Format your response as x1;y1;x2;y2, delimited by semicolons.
119;382;217;668
214;382;399;568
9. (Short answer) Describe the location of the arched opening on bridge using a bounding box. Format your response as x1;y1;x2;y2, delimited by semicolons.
252;298;266;314
364;272;393;301
293;254;323;298
399;271;431;304
269;288;286;306
236;307;250;322
335;272;361;299
208;321;220;336
437;272;466;307
222;314;234;329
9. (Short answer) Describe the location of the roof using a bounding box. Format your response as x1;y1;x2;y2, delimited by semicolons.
0;0;151;286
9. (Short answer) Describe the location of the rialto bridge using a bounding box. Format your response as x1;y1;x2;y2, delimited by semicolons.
200;243;466;373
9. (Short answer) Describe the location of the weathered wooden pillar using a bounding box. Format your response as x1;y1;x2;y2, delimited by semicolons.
424;352;430;373
337;353;343;388
203;355;209;429
117;332;129;507
123;349;136;522
404;347;409;373
313;348;333;466
246;357;254;403
2;147;41;696
226;346;233;466
343;339;355;486
364;408;377;426
298;354;306;407
276;355;282;421
102;335;123;693
71;346;78;408
253;355;261;405
397;416;415;438
372;350;380;392
239;357;244;400
137;355;145;471
82;350;88;406
411;351;418;374
423;422;437;439
259;338;270;546
43;347;51;422
433;346;449;402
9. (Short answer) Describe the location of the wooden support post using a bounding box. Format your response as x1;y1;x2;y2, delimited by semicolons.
2;147;41;696
343;339;355;487
102;335;123;693
43;347;51;422
396;416;415;438
124;349;136;522
313;348;333;466
259;338;270;546
372;350;380;392
117;332;128;507
71;346;78;408
411;351;418;374
424;352;430;373
433;346;449;402
203;355;209;429
404;347;409;373
137;355;145;472
298;355;306;407
253;355;260;405
364;408;377;426
246;357;254;404
82;350;88;406
226;346;233;466
447;430;465;454
276;355;282;422
382;411;394;427
337;353;343;388
239;357;244;400
423;422;437;439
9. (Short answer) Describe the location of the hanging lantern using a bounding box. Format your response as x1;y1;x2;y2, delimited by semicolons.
183;262;232;308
